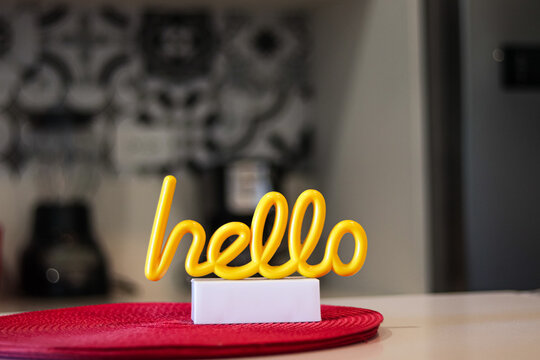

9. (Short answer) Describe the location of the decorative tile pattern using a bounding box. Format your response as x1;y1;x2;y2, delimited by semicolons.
0;4;312;175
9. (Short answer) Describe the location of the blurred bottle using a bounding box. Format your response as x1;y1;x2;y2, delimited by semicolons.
19;110;109;297
21;203;108;296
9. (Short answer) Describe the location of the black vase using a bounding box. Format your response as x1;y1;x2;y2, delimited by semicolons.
20;202;109;297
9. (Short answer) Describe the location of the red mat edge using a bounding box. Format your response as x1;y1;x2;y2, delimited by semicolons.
0;328;380;360
0;303;384;360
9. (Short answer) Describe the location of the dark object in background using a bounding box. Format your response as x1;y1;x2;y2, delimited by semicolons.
20;202;109;297
500;46;540;89
430;0;540;291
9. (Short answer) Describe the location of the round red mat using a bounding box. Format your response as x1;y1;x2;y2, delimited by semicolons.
0;303;383;359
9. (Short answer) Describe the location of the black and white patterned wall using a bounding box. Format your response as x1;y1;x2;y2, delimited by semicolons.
0;3;312;176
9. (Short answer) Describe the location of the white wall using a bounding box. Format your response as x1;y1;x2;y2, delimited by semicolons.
311;0;428;295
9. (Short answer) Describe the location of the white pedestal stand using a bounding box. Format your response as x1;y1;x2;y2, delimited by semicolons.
191;277;321;324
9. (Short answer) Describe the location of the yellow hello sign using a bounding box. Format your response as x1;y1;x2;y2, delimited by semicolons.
145;176;367;281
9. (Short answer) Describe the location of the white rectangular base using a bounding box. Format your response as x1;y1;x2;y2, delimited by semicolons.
191;277;321;324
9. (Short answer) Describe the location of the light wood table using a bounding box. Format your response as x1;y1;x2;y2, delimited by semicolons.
1;291;539;359
245;291;540;360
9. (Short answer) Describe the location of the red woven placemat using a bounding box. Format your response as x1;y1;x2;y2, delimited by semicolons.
0;303;383;359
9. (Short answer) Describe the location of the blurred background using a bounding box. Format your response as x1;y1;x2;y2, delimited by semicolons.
0;0;538;310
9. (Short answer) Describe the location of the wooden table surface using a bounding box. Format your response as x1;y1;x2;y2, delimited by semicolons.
265;291;540;360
